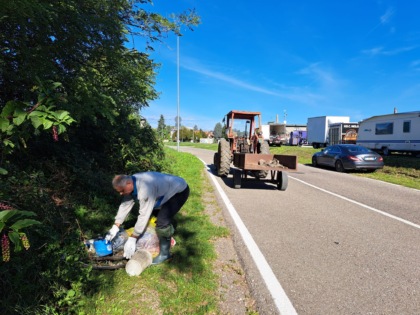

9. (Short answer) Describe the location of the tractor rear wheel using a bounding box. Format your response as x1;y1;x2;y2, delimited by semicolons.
253;141;270;179
218;138;231;177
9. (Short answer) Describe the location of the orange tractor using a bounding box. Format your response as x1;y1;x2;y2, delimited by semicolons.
213;110;298;190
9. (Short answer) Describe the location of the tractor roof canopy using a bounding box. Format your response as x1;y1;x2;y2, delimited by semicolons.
226;110;261;120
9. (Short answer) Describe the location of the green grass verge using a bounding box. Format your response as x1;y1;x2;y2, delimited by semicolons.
170;142;420;190
77;148;229;315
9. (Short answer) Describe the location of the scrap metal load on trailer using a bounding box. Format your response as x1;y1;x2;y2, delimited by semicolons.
213;110;298;190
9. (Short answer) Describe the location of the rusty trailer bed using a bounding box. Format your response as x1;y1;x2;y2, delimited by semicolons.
233;153;298;171
232;153;298;190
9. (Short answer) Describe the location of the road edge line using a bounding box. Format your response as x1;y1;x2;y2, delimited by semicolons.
202;160;298;315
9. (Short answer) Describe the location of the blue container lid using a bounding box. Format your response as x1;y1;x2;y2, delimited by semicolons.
94;239;113;257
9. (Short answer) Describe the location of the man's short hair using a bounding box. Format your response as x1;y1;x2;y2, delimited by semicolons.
112;175;132;188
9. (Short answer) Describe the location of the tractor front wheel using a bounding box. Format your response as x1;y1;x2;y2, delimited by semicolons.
213;152;220;171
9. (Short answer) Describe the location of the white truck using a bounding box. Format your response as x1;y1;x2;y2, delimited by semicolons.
261;123;288;146
307;116;350;148
356;111;420;155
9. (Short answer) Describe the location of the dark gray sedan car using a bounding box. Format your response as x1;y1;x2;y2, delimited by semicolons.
312;144;384;172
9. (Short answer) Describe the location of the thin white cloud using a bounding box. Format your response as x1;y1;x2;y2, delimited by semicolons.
361;46;384;56
382;46;416;55
380;7;395;24
181;57;279;96
181;57;340;106
362;46;416;56
297;63;339;88
366;6;395;35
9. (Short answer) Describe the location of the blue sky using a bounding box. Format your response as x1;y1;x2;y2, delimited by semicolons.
137;1;420;131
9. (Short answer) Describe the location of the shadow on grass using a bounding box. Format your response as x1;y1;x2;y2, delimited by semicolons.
383;154;420;170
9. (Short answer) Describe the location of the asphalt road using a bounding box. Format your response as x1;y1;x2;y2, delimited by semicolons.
175;146;420;315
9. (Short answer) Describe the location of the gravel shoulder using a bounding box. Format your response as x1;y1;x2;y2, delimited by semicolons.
202;178;258;314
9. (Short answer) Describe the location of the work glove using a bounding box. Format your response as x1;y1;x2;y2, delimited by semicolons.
123;237;137;259
105;224;119;243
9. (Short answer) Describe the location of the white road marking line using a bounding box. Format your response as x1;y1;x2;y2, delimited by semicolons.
202;161;298;315
290;176;420;230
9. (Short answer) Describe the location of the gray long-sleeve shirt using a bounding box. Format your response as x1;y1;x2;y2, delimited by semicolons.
114;172;187;236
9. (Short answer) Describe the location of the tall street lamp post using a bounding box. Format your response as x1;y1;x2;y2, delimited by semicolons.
176;36;180;152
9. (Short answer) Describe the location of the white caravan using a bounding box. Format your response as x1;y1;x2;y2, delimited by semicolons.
356;111;420;155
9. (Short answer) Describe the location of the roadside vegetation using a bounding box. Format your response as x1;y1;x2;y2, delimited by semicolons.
172;142;420;190
77;148;230;315
1;2;210;314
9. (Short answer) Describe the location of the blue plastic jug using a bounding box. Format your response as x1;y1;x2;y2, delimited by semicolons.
94;239;113;257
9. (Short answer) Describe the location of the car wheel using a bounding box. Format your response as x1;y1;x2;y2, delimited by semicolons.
382;147;390;156
335;160;345;172
312;157;318;167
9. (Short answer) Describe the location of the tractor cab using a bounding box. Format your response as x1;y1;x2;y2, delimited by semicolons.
214;109;298;190
223;110;263;154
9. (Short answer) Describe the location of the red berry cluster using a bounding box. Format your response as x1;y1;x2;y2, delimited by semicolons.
20;233;30;250
2;234;10;262
52;126;59;142
0;202;14;210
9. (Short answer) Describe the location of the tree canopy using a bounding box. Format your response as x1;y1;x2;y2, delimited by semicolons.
213;122;223;139
0;1;199;313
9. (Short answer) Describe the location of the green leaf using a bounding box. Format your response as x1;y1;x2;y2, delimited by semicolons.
10;219;41;230
52;82;62;89
0;117;10;132
1;101;24;117
28;109;47;119
56;110;69;120
29;115;42;129
43;120;53;129
8;230;22;252
0;210;18;221
57;124;66;134
3;139;15;148
0;222;5;232
12;108;27;126
64;116;76;125
0;167;8;175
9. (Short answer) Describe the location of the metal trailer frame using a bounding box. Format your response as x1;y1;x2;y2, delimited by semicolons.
232;153;298;190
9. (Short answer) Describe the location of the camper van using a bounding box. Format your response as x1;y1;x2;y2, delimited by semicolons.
356;111;420;155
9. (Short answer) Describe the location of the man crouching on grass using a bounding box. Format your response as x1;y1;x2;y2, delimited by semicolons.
105;172;190;265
